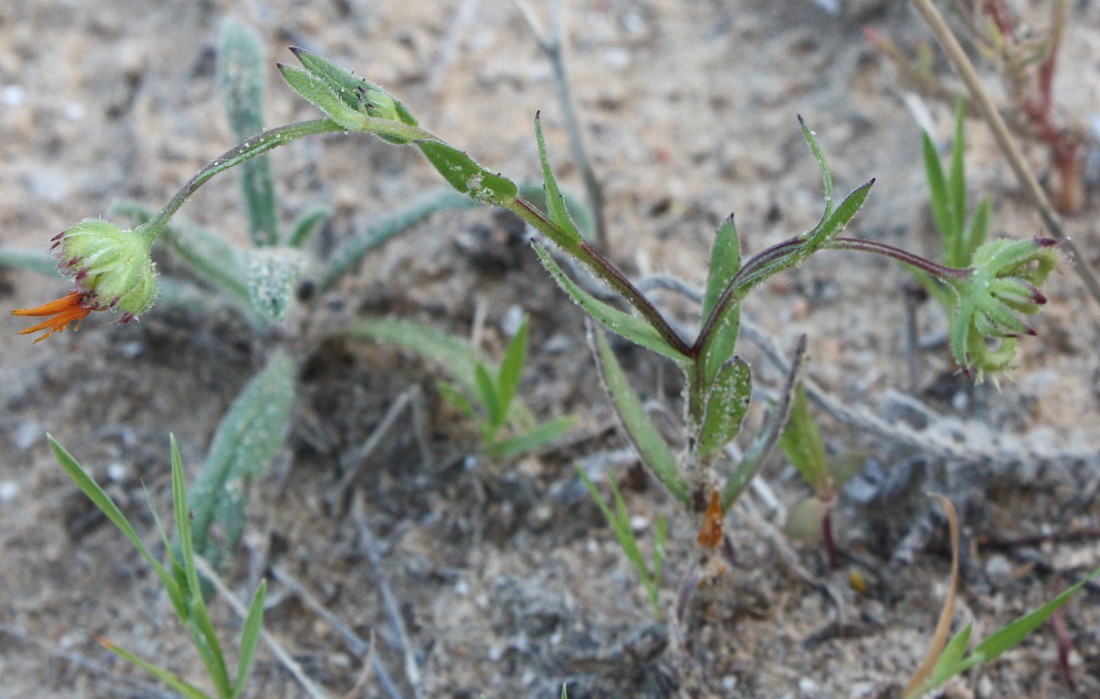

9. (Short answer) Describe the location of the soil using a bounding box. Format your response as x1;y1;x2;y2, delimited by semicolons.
1;1;1099;698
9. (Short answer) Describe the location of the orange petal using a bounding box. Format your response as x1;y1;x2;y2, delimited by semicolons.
11;291;85;317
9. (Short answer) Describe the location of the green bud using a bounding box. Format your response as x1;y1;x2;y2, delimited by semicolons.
947;237;1058;381
52;219;158;320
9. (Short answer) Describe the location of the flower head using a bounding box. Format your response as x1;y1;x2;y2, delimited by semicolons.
11;219;158;343
947;237;1059;382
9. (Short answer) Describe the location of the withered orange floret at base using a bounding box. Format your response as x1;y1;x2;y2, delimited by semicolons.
11;291;96;344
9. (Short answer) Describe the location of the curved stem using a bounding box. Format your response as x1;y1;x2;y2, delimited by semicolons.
507;197;692;356
827;237;972;280
141;118;346;243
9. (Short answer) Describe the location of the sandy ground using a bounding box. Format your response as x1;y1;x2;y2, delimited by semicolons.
1;1;1099;697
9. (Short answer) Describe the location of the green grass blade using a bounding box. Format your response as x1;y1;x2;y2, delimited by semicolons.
189;351;296;564
490;415;577;459
535;242;689;363
922;132;954;248
48;436;176;595
232;579;267;697
474;361;503;429
948;95;967;262
534;113;583;245
172;437;232;695
969;565;1100;664
496;317;529;414
588;323;690;504
964;198;990;261
920;624;973;697
438;382;477;420
98;638;211;699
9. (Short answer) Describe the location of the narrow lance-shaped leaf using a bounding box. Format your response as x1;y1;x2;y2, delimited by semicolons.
948;95;967;261
695;357;751;458
534;113;583;245
173;436;232;696
799;115;835;223
416;140;518;206
588;321;690;505
695;215;743;413
497;316;530;414
722;335;807;508
218;18;278;247
535;242;689;364
189;350;296;563
233;579;267;697
923;131;954;245
778;382;830;494
491;415;577;459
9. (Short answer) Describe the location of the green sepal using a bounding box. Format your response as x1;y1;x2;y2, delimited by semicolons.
695;357;752;458
535;242;689;364
417;141;518;206
289;47;415;126
588;321;690;505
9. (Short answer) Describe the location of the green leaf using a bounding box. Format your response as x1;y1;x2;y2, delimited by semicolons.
174;437;232;695
474;361;503;429
923;131;954;246
702;215;741;324
417;141;518;206
588;322;690;505
96;639;211;699
438;382;477;420
799;115;835;222
970;566;1099;663
48;436;180;608
289;47;416;127
278;63;369;131
189;350;296;564
350;317;478;392
722;336;807;509
695;357;752;458
697;216;743;397
286;206;330;248
490;415;576;459
534;114;583;245
317;188;472;291
0;245;58;276
233;579;267;697
497;316;529;416
535;242;689;363
924;624;973;695
218;18;278;247
948;95;967;261
245;247;302;323
778;383;830;494
964;198;990;262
